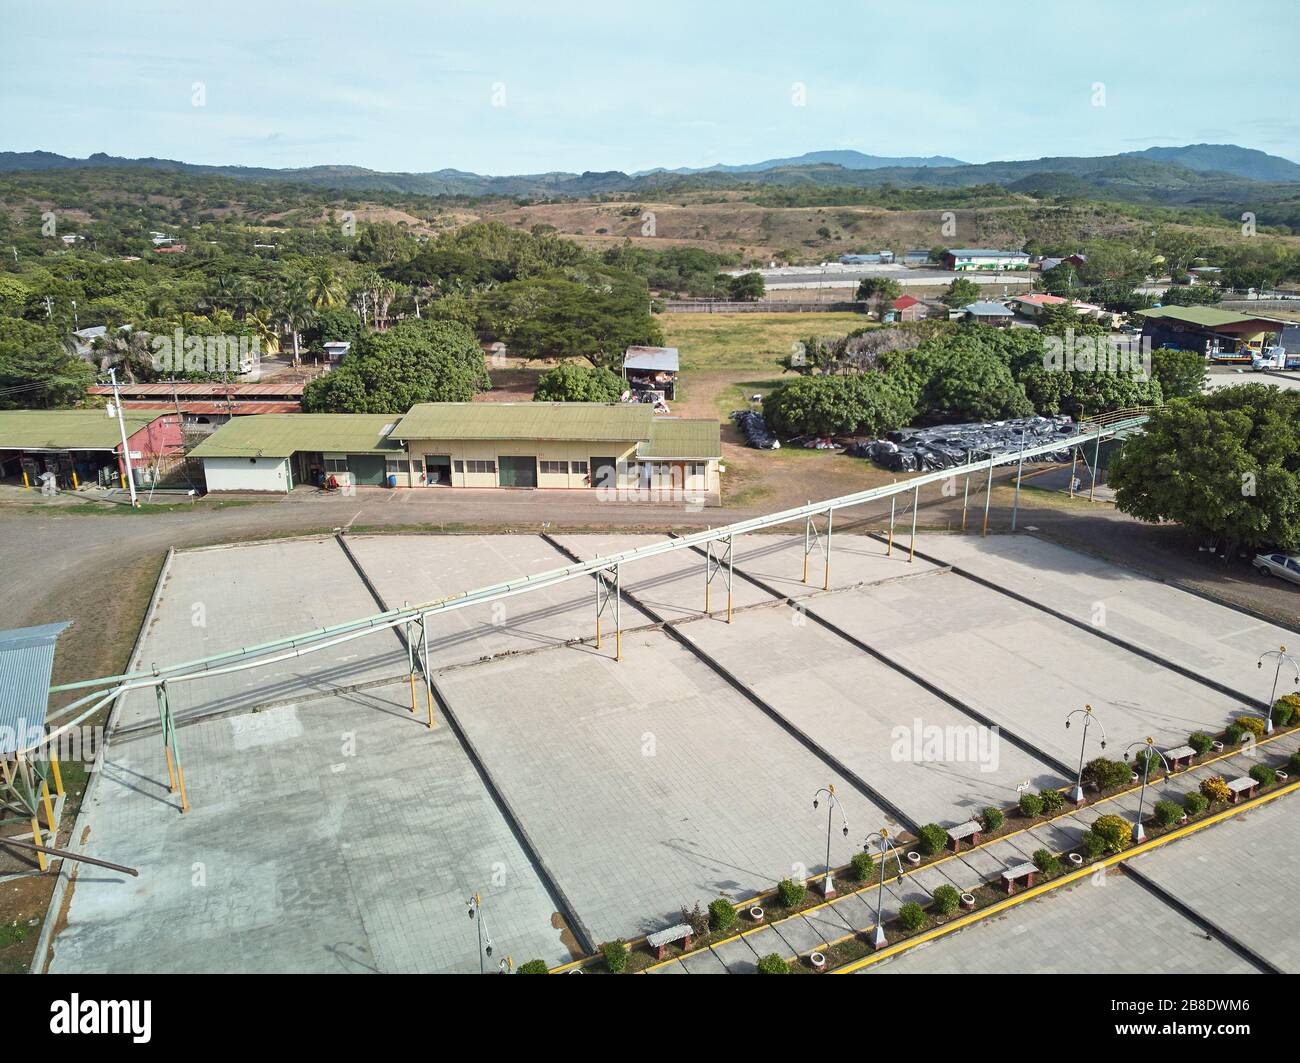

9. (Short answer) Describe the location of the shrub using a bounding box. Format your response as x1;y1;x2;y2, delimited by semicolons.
1200;776;1232;804
1132;748;1160;777
1038;788;1066;814
1018;792;1044;818
1250;764;1277;786
1032;849;1061;877
756;953;789;974
777;878;806;909
1272;694;1300;727
680;902;709;937
850;851;875;882
1081;832;1106;860
1083;757;1131;791
603;940;629;973
1183;791;1208;817
1291;750;1300;774
1091;814;1132;854
708;898;737;933
932;885;961;916
1153;799;1182;827
532;363;624;403
1237;716;1267;739
1224;722;1246;745
898;901;926;931
980;806;1004;831
1188;731;1215;755
916;823;949;856
516;959;549;974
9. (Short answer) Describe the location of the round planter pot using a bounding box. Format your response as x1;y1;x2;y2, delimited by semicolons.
749;906;765;924
1130;772;1140;783
1212;741;1224;752
960;892;976;910
1278;771;1289;782
1068;852;1084;867
1179;814;1188;825
906;851;921;866
809;951;826;971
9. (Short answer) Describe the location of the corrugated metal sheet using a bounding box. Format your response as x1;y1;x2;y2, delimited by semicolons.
0;621;69;757
0;410;164;451
637;418;722;459
118;401;301;415
394;402;653;442
87;382;306;397
623;347;680;372
1137;306;1279;327
189;414;404;458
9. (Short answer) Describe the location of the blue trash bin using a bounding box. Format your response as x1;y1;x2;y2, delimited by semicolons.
387;474;397;488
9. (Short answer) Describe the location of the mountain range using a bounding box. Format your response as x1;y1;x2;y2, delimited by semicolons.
1;144;1298;203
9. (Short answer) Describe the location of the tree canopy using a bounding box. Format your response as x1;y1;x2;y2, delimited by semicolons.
532;363;624;403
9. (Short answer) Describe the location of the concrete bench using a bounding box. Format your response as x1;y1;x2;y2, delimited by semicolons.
646;922;694;959
947;820;982;852
1164;745;1196;772
1227;776;1258;804
1001;861;1037;894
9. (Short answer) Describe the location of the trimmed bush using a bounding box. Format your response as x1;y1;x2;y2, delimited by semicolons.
777;878;806;908
1132;748;1160;776
932;884;961;916
1188;731;1214;756
1272;694;1300;727
850;851;875;882
1183;791;1208;817
1249;764;1277;786
1224;722;1246;745
709;898;737;933
1091;814;1132;854
916;823;949;856
1200;776;1232;804
756;953;789;974
1081;832;1106;860
1018;792;1044;818
1083;757;1131;791
1290;750;1300;774
1153;799;1182;827
980;806;1004;832
1237;716;1267;739
603;940;629;974
516;959;549;974
1032;849;1061;877
898;901;926;931
1038;788;1066;814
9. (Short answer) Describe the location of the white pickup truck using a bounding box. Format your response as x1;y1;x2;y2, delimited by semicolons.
1251;345;1300;371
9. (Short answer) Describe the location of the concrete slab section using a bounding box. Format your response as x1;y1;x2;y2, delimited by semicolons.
1126;791;1300;971
871;874;1258;974
345;534;645;669
50;684;570;973
730;532;944;599
807;572;1246;768
918;533;1296;703
115;538;408;729
672;603;1062;826
433;630;893;944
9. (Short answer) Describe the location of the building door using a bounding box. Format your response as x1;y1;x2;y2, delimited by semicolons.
347;454;386;486
497;456;537;488
424;454;452;486
590;456;617;491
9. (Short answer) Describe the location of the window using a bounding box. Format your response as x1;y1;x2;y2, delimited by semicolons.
324;458;348;473
410;458;424;472
539;460;567;475
385;459;406;475
454;460;464;473
687;463;707;479
571;460;588;475
465;459;496;475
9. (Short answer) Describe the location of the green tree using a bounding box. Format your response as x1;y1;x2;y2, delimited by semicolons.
762;373;915;438
0;318;94;408
1108;385;1300;556
940;277;981;309
1151;347;1206;400
532;363;624;403
728;272;765;301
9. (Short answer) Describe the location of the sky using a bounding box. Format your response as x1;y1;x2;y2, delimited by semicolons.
3;0;1298;174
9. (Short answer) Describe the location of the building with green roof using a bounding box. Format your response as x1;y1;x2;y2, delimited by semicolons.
0;408;182;489
1137;306;1284;361
194;403;722;500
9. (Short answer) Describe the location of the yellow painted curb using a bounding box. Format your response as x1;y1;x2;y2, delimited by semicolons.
829;777;1300;974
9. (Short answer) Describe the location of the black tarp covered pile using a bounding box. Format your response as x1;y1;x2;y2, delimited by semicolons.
849;415;1076;472
731;409;781;450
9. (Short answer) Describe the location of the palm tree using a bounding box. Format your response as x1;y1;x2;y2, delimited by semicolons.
307;262;347;309
95;323;156;383
277;282;316;367
248;308;281;356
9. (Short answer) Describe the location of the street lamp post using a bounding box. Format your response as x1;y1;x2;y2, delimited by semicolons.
1065;704;1107;804
467;892;505;975
862;830;907;950
1124;738;1171;843
1256;645;1300;735
812;785;850;898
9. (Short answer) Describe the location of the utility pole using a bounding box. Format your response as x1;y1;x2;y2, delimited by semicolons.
108;369;139;507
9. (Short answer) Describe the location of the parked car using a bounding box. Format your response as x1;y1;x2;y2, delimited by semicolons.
1254;552;1300;585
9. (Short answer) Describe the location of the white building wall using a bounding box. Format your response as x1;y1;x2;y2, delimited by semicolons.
203;455;290;493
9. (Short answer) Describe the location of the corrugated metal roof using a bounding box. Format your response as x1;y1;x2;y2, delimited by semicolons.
623;347;680;372
637;418;722;459
964;301;1013;315
87;382;306;397
394;402;653;442
118;401;302;416
1137;306;1282;328
0;410;165;451
948;249;1029;258
189;414;404;458
0;621;69;757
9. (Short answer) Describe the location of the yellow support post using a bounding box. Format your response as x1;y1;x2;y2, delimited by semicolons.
30;818;46;871
175;762;190;814
40;779;56;833
22;469;30;490
823;509;833;591
71;469;79;489
49;744;64;797
420;616;436;730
